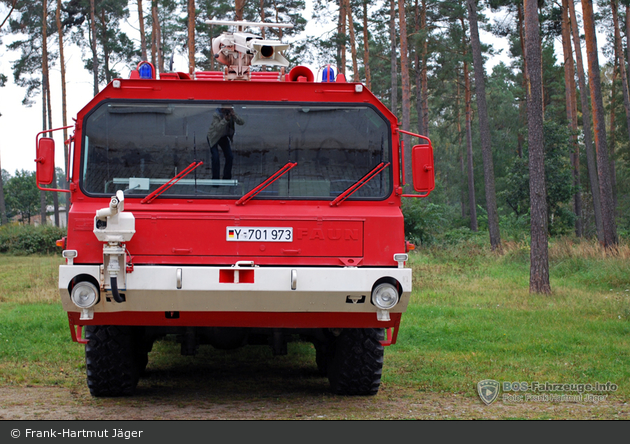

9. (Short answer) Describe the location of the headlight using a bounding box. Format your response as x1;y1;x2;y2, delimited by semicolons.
71;281;99;309
372;283;399;310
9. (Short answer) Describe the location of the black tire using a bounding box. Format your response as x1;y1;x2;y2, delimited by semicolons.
85;325;141;397
327;328;384;396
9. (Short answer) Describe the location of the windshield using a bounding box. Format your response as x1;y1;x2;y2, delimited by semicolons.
81;101;392;200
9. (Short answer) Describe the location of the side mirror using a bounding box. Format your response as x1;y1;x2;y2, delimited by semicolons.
35;137;55;185
411;144;435;194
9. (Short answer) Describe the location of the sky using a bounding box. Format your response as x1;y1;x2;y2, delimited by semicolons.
1;3;516;175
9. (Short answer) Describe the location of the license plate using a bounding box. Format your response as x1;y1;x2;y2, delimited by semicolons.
226;227;293;242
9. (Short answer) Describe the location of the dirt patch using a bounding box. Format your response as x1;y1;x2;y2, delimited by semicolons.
1;341;627;420
1;384;628;420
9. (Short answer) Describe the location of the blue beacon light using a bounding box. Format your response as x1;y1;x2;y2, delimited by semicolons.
138;62;154;79
322;65;335;83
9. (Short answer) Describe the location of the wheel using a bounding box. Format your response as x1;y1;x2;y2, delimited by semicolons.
327;328;384;396
85;325;141;397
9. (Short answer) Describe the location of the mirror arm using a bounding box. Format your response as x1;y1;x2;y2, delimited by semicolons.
37;183;71;193
35;125;73;142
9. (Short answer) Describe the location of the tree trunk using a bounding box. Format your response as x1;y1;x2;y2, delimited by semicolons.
260;0;265;38
467;0;501;251
45;46;59;227
345;0;358;81
611;0;630;142
138;0;147;60
561;0;582;237
609;61;617;210
156;5;163;73
568;0;603;241
464;57;477;232
581;0;618;249
188;0;195;75
398;0;412;185
89;0;99;95
235;0;246;21
362;0;371;89
389;0;397;114
41;0;49;226
272;2;283;39
420;0;428;136
100;9;111;84
151;0;157;67
626;5;630;85
57;0;69;226
41;1;58;227
0;155;8;225
456;77;465;218
517;3;526;158
460;154;466;218
0;0;17;31
339;0;347;76
414;0;423;135
151;0;163;73
523;0;550;294
460;15;477;231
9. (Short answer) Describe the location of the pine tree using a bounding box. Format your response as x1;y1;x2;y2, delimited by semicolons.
581;0;618;249
524;0;550;294
568;0;603;240
561;0;581;236
467;0;501;251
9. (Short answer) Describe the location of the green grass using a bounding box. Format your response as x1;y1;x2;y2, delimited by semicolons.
0;255;63;304
0;239;628;408
383;238;630;400
0;303;84;387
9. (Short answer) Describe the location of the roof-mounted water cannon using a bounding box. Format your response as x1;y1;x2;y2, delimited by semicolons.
208;20;293;80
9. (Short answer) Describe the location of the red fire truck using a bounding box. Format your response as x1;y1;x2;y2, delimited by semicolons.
35;21;434;397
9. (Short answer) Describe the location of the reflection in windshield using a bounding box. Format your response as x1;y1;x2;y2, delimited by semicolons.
82;102;391;200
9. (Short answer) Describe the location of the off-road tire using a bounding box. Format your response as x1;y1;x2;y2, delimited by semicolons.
85;325;141;397
327;328;384;396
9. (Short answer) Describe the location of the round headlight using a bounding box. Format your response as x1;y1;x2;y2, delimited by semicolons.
372;283;399;310
71;281;99;309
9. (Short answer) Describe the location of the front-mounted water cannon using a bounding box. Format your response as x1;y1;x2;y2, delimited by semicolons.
93;190;135;305
208;20;293;80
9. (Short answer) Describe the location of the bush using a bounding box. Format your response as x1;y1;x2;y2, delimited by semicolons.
402;200;448;246
0;224;66;255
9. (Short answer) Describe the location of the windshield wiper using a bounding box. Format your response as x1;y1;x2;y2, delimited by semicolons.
330;162;390;206
140;161;203;204
236;162;297;205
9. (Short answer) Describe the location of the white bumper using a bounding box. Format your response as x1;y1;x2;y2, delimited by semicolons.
59;265;411;314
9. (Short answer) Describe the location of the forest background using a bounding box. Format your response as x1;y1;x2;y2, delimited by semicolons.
0;0;628;281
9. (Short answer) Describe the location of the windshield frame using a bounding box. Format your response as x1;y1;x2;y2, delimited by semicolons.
79;99;394;202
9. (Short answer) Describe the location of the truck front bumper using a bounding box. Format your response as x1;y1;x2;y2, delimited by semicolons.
59;264;411;326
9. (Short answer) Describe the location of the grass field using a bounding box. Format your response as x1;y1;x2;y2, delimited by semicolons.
0;238;628;419
387;238;630;400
